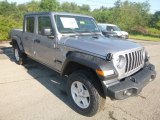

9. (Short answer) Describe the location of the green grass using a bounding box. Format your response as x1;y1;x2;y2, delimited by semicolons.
129;35;160;42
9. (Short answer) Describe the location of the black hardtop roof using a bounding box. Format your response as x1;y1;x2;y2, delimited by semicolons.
25;12;93;18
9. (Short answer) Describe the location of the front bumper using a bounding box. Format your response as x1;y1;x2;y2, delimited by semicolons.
105;64;156;100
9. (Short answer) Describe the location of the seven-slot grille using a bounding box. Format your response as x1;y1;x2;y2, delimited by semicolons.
125;49;144;73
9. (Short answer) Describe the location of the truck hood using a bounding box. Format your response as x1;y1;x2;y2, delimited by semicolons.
60;35;142;56
114;31;128;36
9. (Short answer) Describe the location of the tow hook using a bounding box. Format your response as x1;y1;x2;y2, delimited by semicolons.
130;77;137;83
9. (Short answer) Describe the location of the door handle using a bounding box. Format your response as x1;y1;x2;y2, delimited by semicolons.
34;39;40;43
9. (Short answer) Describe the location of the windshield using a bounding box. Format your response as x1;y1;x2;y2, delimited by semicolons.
55;15;100;34
107;25;121;31
98;25;106;31
112;26;121;31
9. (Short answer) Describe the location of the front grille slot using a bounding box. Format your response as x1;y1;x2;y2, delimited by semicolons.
125;49;144;73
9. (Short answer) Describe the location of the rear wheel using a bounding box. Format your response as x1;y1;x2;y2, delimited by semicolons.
13;44;27;65
67;70;106;116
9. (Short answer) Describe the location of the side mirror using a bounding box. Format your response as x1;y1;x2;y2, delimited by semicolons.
42;28;52;36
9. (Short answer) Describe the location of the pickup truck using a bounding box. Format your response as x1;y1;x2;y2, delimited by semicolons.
10;12;156;116
98;23;129;39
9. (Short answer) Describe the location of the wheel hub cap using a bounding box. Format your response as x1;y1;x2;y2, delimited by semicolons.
14;48;20;61
71;81;90;109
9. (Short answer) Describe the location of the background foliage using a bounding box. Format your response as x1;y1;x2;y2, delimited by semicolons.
0;0;159;40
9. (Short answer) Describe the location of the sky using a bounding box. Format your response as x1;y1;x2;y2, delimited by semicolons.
2;0;160;13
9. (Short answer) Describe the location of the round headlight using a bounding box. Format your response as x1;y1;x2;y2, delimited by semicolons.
115;55;126;69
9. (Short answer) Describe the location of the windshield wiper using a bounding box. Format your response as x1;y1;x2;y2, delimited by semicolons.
62;29;100;37
83;30;100;36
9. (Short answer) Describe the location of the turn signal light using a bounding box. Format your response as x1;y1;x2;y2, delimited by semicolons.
96;69;114;77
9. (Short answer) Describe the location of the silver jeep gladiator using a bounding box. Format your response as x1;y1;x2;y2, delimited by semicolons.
10;12;156;116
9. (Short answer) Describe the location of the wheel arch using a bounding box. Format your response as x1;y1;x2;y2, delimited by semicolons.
12;36;24;52
61;52;101;77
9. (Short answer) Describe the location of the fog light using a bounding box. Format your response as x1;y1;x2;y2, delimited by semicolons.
151;74;156;80
123;89;132;96
126;91;132;96
149;74;156;81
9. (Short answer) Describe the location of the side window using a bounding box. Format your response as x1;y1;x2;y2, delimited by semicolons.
38;16;52;35
26;17;34;33
107;26;113;31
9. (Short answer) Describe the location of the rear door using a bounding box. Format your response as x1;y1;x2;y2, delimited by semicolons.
22;16;36;57
34;15;56;67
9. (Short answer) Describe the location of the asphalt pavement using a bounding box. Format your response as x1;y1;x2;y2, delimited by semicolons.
0;40;160;120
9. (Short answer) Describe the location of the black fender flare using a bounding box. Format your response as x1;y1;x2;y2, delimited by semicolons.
12;36;24;52
61;52;118;80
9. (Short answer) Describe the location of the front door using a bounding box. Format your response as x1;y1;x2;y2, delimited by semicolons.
34;16;56;67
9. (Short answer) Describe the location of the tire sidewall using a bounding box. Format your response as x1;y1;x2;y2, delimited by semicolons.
13;44;23;65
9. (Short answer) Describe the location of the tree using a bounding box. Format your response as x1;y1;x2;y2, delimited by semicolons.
0;1;17;16
40;0;60;11
80;4;90;12
0;0;159;40
114;0;122;8
150;11;160;29
26;1;40;12
0;15;22;40
61;2;72;12
107;1;150;31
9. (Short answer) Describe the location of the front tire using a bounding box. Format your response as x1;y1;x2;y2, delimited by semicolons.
13;44;27;65
67;70;106;116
